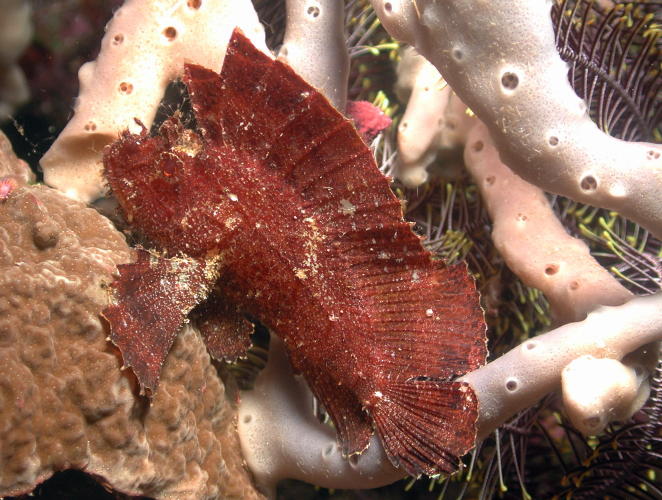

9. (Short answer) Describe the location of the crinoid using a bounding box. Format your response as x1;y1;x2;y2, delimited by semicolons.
552;0;661;141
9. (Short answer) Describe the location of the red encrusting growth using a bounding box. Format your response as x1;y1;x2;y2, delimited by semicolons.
346;100;393;142
0;176;19;201
103;29;487;477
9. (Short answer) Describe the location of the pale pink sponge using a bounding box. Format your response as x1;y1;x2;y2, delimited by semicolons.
40;0;268;203
371;0;662;239
463;121;633;324
278;0;349;110
0;0;31;122
562;355;648;436
394;47;471;187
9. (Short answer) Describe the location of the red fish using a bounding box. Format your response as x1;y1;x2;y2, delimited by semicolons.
102;29;486;477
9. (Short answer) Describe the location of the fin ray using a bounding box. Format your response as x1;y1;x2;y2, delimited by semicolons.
369;379;478;476
102;249;218;393
294;361;373;456
191;291;253;361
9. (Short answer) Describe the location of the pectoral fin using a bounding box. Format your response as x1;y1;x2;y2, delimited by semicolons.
102;248;218;395
191;291;253;361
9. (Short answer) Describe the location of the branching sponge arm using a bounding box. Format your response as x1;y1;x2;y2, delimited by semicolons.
463;121;633;323
40;0;267;203
239;295;662;491
394;47;450;187
278;0;349;111
0;0;32;121
460;292;662;440
371;0;662;239
238;336;402;495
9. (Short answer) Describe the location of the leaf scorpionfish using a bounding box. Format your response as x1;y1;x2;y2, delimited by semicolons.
103;29;487;477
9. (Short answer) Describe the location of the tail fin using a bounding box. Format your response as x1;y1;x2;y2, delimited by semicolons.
369;379;478;477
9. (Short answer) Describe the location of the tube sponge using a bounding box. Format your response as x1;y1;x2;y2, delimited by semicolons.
372;0;662;239
394;47;450;187
460;293;662;440
463;121;633;323
562;355;646;436
40;0;267;203
238;336;402;495
0;0;31;122
395;47;474;187
278;0;349;111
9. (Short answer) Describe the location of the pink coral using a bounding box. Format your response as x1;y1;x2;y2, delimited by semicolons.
347;100;392;141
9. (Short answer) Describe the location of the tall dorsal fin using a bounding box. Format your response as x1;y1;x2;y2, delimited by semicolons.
184;30;487;383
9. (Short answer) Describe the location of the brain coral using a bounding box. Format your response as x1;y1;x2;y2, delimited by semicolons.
0;134;263;499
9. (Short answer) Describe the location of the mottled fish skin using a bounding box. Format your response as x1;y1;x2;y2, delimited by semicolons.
103;29;487;477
